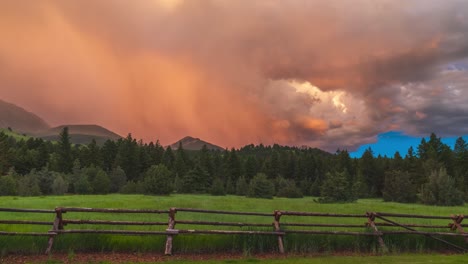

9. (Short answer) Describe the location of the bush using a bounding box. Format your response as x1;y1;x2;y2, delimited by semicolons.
382;170;417;203
319;170;356;203
419;168;464;206
143;164;173;195
247;173;275;199
210;178;226;196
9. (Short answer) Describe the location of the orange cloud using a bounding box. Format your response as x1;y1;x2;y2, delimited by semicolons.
0;0;467;151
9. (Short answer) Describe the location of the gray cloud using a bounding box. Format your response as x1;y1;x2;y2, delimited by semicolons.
0;0;468;151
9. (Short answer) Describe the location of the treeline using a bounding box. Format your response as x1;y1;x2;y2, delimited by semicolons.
0;128;467;205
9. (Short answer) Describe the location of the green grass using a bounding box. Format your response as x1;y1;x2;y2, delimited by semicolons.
1;195;467;255
0;128;31;140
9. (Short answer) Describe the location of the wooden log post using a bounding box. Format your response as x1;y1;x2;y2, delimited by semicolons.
366;212;387;252
450;214;467;243
273;210;285;254
165;207;177;255
45;207;64;254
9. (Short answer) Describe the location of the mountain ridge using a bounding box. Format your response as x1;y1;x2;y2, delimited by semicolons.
0;99;121;144
0;99;50;133
169;136;224;151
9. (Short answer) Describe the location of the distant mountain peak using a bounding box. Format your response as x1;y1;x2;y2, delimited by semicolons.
169;136;224;151
0;99;49;133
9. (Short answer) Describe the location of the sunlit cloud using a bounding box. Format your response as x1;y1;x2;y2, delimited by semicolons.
0;0;467;151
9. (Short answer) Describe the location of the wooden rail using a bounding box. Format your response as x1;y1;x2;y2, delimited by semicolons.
1;207;467;254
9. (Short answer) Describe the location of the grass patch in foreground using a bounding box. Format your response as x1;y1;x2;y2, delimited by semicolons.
0;194;467;254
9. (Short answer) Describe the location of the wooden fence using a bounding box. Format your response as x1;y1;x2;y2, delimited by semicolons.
0;207;467;254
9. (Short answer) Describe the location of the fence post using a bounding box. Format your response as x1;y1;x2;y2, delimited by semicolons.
450;214;467;243
273;210;285;254
45;207;64;254
165;207;177;255
366;212;387;252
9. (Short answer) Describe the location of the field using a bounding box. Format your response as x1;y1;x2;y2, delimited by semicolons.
1;194;467;255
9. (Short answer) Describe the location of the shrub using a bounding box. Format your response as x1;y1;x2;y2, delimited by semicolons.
382;170;417;203
319;170;356;203
143;164;173;195
247;173;275;199
419;168;464;206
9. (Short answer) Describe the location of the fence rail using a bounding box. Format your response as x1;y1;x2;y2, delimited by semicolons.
0;207;467;254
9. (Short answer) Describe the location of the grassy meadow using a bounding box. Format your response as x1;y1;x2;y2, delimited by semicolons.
1;194;467;255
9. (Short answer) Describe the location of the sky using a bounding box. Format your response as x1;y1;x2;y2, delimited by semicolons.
1;0;468;151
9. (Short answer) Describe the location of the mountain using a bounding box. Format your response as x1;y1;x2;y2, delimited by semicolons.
36;124;122;145
0;99;50;133
169;136;224;151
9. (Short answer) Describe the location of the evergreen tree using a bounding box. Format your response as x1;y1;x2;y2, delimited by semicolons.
17;171;41;196
92;169;111;194
52;175;68;195
210;177;226;196
162;146;176;170
247;173;275;199
143;164;173;195
115;134;141;181
109;166;127;193
57;127;73;173
382;170;417;203
453;137;468;197
101;140;118;171
419;168;464;206
179;166;210;193
319;170;356;203
0;169;18;195
235;176;249;196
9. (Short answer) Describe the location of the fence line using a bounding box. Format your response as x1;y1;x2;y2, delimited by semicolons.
0;207;467;254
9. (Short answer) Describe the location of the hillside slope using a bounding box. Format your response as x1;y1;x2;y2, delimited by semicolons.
37;124;122;145
169;136;224;151
0;99;49;133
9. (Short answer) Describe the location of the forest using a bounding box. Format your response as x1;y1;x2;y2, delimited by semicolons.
0;127;467;206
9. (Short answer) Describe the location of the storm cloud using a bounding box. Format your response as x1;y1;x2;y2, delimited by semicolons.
1;0;467;150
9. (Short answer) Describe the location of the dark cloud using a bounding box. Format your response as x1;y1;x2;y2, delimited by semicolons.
0;0;467;151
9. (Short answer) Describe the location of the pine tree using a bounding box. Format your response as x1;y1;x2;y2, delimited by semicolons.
247;173;275;199
382;170;417;203
143;164;173;195
319;170;356;203
57;127;73;173
92;169;111;194
109;166;127;193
